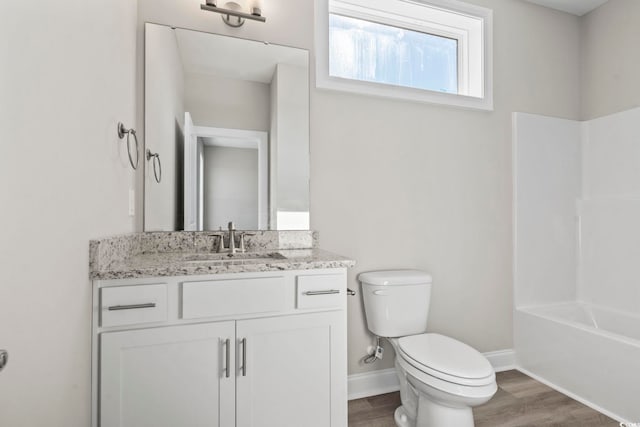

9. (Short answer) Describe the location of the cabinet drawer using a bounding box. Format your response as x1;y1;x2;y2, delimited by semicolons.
296;274;344;309
182;277;286;319
100;284;168;327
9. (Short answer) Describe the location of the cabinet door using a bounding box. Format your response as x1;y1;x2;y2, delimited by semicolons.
100;322;235;427
236;311;347;427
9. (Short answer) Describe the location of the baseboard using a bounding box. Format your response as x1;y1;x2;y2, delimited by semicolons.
348;349;516;400
484;349;517;372
516;367;626;423
348;368;399;401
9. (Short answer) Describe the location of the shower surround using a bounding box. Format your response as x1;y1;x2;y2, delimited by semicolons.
513;108;640;422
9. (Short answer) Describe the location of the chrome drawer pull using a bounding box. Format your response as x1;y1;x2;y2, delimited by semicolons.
107;303;157;311
303;290;340;296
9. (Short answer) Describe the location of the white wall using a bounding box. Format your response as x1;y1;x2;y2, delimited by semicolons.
137;0;581;374
203;145;259;229
0;1;137;426
144;23;185;231
581;0;640;120
513;113;582;307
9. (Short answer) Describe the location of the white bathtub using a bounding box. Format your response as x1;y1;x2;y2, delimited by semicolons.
515;302;640;422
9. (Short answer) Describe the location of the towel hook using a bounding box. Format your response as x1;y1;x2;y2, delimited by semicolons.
117;122;139;170
146;149;162;183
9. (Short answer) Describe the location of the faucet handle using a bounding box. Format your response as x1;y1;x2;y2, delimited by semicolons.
228;221;235;231
207;232;225;253
238;232;256;253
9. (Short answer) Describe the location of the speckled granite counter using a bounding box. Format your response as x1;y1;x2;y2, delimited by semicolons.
90;232;355;280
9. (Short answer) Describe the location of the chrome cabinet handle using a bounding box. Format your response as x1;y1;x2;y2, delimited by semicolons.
0;349;7;372
223;338;230;378
240;338;247;377
107;303;157;311
303;289;340;296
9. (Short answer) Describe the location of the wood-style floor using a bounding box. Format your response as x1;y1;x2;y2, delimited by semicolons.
348;370;619;427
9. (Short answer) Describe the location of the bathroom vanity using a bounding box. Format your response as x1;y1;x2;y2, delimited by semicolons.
90;232;354;427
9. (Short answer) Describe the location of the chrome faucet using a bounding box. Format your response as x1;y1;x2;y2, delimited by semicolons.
228;221;237;254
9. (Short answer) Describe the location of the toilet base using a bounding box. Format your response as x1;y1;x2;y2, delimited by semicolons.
416;393;475;427
394;406;414;427
394;400;474;427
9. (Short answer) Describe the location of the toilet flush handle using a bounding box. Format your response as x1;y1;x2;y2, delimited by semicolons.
372;290;389;296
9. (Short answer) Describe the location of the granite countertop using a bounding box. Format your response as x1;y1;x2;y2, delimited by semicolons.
90;232;355;280
91;248;355;280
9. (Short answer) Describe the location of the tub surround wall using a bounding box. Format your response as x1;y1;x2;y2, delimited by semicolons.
514;107;640;311
513;113;581;307
514;107;640;422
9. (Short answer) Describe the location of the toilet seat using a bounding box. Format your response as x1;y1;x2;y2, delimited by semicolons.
397;333;495;387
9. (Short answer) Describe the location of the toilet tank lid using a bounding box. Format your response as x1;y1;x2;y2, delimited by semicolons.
358;270;432;286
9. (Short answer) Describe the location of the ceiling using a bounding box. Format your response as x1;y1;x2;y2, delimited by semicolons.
523;0;609;16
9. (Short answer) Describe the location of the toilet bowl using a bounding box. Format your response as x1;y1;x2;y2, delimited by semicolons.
390;334;496;427
358;270;497;427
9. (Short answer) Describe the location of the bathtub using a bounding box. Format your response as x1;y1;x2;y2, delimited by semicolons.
515;302;640;422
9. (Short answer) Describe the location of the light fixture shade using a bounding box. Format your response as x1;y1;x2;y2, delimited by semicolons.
225;0;247;11
200;0;266;26
250;0;263;16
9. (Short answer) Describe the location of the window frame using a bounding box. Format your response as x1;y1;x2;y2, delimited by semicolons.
315;0;494;111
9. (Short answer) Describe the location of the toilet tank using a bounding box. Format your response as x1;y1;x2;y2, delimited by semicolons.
359;270;432;338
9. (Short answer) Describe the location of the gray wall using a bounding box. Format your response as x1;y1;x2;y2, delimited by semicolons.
3;2;630;425
137;0;582;375
580;0;640;120
0;1;138;426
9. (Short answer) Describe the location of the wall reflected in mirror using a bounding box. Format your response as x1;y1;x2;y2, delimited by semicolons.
144;23;310;231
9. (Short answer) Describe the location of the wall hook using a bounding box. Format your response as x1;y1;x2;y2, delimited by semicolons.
146;149;162;183
117;122;139;170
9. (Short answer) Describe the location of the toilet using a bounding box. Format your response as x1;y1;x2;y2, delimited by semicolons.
358;270;497;427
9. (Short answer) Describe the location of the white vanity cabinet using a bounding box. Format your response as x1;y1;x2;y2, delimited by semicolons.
92;269;348;427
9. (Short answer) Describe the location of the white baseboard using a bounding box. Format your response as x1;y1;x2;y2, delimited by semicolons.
484;349;517;372
348;368;399;401
348;349;516;400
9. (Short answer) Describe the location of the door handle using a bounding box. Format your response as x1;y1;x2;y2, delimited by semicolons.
222;339;231;378
0;349;8;372
240;338;247;377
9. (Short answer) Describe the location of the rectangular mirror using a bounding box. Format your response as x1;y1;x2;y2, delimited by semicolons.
144;23;310;231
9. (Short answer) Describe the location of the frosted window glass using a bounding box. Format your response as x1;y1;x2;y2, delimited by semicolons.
329;14;458;94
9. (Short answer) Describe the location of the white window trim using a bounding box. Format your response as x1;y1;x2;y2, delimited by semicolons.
315;0;494;111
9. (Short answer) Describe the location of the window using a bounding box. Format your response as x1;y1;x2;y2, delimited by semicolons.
315;0;493;110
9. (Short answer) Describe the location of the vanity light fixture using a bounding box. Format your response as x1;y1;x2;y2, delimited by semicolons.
201;0;266;27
